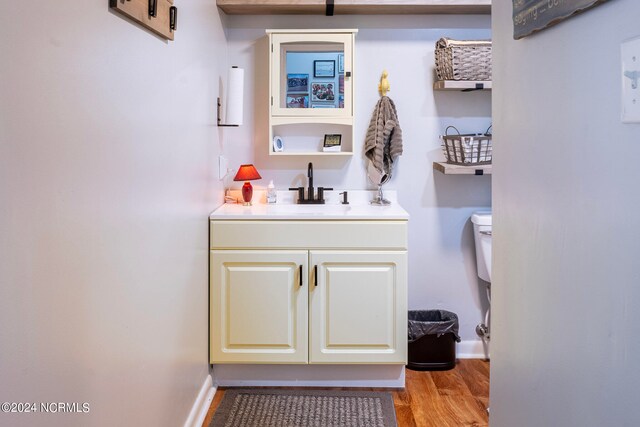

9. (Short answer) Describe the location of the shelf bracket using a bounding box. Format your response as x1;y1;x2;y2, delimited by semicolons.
462;83;485;92
325;0;334;16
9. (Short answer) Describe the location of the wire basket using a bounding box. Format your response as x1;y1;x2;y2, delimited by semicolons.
441;126;492;165
435;38;492;81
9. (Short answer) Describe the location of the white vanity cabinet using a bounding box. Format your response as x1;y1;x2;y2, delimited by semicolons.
209;218;408;365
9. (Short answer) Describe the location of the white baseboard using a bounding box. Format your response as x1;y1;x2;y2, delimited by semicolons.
457;339;490;359
184;374;216;427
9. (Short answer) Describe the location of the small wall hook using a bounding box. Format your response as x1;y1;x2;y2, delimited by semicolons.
379;70;390;97
169;6;177;31
148;0;157;17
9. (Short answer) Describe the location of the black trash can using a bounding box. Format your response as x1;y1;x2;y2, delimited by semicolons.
407;310;461;371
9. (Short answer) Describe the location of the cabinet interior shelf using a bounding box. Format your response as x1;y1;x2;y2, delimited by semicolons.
433;161;492;175
217;0;491;15
433;80;492;91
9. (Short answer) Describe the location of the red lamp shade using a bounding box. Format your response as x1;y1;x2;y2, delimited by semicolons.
233;164;261;205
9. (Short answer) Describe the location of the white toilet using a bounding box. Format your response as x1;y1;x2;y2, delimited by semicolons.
471;211;492;283
471;211;492;341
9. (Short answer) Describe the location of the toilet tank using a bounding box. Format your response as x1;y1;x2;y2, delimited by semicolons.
471;211;492;283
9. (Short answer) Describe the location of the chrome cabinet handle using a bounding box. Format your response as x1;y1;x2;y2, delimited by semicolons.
480;231;492;236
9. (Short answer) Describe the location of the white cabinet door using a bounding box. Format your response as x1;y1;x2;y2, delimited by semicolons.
309;251;407;364
270;32;354;118
210;250;308;364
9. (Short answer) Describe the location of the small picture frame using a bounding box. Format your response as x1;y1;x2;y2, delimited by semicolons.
273;135;284;152
338;54;344;73
314;60;335;78
311;82;335;102
287;74;309;92
286;94;309;108
323;134;342;152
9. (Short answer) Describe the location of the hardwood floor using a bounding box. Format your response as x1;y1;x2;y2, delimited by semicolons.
202;359;489;427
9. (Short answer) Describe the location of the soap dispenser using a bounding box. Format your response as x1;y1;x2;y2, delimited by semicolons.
267;180;277;204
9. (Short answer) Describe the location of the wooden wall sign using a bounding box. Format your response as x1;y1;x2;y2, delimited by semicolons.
110;0;177;41
513;0;611;39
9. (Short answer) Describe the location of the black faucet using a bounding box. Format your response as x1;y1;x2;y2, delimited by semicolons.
307;162;314;202
288;162;332;204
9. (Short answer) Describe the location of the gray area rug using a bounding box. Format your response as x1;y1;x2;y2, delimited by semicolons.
210;389;398;427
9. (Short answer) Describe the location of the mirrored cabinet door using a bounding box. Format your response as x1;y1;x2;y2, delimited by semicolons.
270;31;354;118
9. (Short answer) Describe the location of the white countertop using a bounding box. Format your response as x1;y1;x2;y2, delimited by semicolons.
210;190;409;220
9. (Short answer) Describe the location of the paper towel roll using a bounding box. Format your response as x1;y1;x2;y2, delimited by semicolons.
225;67;244;126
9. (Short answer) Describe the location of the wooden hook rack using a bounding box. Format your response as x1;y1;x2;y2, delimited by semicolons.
110;0;177;41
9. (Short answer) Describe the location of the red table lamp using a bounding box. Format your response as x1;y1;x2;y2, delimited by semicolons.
233;164;262;205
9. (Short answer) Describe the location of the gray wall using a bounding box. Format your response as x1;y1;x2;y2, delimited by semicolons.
225;15;492;356
0;1;226;425
491;1;640;425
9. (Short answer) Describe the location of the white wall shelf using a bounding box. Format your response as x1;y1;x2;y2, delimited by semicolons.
217;1;491;15
433;80;492;91
433;161;492;175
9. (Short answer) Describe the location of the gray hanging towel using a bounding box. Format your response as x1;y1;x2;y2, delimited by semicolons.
364;96;403;177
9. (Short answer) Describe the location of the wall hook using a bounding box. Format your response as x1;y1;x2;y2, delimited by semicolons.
379;70;390;97
110;0;177;41
149;0;157;17
169;6;177;31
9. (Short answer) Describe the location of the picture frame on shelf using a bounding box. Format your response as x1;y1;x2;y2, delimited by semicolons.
311;82;335;102
272;135;284;152
287;74;309;92
338;94;344;109
286;94;309;108
338;54;344;73
323;134;342;152
339;75;344;94
314;60;335;78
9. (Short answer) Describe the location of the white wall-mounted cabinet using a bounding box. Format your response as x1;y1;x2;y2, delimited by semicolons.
268;29;357;156
209;220;408;365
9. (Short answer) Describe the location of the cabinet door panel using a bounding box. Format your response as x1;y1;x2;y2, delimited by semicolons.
210;250;308;364
309;251;407;364
270;32;354;118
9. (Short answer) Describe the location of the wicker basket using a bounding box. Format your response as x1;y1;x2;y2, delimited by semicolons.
441;126;492;165
435;38;492;81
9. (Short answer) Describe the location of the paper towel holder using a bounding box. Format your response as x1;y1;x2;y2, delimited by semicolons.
218;66;243;127
217;97;238;127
